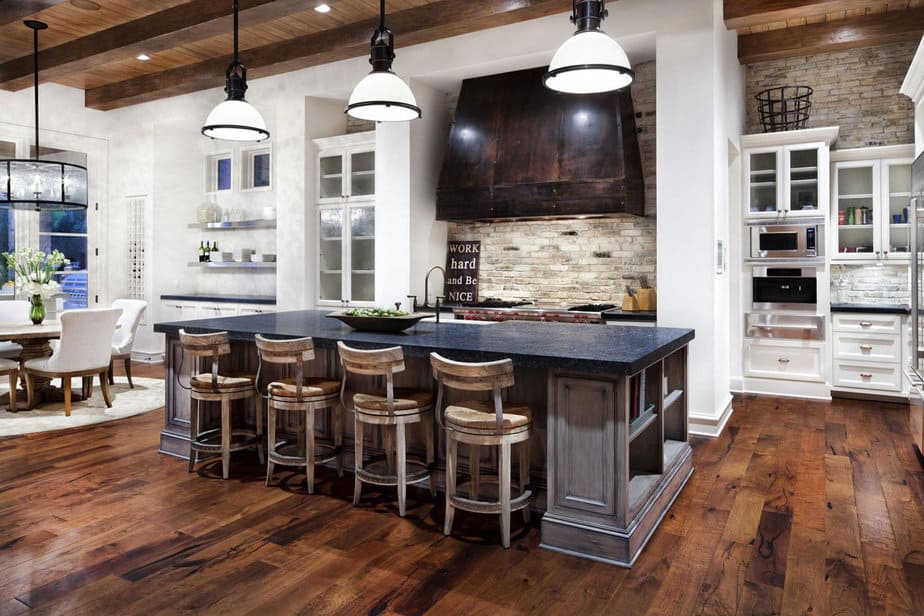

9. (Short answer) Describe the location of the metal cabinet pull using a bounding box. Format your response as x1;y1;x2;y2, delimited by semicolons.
860;373;873;378
859;321;873;327
859;344;873;351
778;357;790;364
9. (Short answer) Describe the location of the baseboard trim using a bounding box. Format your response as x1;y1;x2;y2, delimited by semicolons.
688;394;734;438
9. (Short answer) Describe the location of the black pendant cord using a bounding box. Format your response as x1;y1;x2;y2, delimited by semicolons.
379;0;385;28
32;23;39;159
233;0;239;63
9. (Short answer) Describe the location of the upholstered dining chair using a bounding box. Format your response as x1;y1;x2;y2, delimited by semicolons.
23;307;122;416
109;299;147;388
0;300;31;360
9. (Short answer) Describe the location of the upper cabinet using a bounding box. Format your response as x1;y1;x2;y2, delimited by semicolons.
742;127;839;220
316;131;375;205
436;66;644;221
830;145;915;263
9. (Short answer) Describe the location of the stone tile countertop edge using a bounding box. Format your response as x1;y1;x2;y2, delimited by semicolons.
154;309;693;376
160;293;277;305
829;303;910;315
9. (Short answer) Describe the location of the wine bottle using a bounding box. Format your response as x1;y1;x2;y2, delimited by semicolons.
204;239;210;262
211;241;219;262
198;241;205;262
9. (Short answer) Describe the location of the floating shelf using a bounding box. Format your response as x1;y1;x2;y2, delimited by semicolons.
188;261;276;269
188;219;276;230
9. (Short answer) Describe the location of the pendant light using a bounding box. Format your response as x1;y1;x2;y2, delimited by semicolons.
544;0;634;94
202;1;269;142
0;21;88;211
345;0;421;122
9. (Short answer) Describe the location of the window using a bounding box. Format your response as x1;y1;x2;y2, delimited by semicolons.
242;146;271;190
0;140;15;296
206;152;233;192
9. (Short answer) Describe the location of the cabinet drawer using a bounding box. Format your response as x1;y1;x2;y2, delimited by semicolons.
833;361;903;392
744;341;823;382
832;313;901;335
833;333;901;363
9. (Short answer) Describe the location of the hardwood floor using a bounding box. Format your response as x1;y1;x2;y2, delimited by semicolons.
1;364;923;615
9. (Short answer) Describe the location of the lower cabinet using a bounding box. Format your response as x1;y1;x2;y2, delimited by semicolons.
743;339;824;382
160;300;276;322
831;312;907;397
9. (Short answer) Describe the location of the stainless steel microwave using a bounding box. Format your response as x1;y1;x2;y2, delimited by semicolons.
748;222;824;260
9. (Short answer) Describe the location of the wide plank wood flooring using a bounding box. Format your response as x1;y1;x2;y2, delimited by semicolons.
1;363;923;615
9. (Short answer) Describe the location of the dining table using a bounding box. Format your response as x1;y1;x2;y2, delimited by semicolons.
0;321;67;411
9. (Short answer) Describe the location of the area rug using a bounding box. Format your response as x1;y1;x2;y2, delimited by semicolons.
0;377;165;437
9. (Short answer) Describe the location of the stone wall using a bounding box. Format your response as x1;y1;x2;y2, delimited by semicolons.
447;216;656;307
446;60;657;304
831;264;910;305
746;42;917;149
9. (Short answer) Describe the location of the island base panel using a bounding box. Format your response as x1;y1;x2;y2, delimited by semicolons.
540;444;693;567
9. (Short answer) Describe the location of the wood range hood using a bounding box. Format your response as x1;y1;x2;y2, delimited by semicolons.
436;66;645;221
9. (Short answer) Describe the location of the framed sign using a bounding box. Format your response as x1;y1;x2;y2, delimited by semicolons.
445;240;480;304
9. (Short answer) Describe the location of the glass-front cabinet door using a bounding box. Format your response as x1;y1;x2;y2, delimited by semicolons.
318;208;343;302
787;147;820;214
833;162;878;260
349;150;375;200
884;161;912;260
349;206;375;302
318;154;344;203
746;148;782;217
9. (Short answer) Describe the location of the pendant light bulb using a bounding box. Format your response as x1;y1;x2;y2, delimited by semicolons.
544;0;634;94
346;0;421;122
202;1;270;142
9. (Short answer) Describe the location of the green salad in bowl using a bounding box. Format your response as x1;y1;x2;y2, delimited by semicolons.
344;307;408;317
328;307;425;332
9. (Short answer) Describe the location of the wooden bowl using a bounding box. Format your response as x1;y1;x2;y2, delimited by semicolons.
326;311;428;332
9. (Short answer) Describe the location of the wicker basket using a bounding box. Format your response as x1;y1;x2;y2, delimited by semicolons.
756;85;813;132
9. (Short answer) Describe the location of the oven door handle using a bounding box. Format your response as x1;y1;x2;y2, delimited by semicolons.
752;323;818;330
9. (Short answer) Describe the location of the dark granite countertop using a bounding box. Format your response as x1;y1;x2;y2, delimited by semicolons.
830;303;910;315
154;309;693;375
160;293;276;305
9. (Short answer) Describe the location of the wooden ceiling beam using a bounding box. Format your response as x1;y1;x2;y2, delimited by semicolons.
737;6;924;63
85;0;570;111
0;0;69;27
724;0;898;30
0;0;309;91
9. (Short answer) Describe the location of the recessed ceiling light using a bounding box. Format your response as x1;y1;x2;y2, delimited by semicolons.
314;4;331;13
136;53;151;61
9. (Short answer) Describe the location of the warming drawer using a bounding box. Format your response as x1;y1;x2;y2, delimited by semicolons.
745;313;825;340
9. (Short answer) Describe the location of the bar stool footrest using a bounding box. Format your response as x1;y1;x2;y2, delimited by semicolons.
191;428;259;454
449;489;532;515
357;458;430;487
268;441;339;467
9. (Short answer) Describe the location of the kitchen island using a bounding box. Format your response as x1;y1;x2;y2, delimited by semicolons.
154;310;694;567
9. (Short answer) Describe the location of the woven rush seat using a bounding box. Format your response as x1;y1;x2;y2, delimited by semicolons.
268;377;340;398
445;400;531;433
353;388;433;413
190;373;255;390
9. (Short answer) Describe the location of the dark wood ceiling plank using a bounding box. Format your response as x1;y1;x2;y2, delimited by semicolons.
0;0;312;91
737;6;924;63
85;0;571;111
0;0;69;27
724;0;898;30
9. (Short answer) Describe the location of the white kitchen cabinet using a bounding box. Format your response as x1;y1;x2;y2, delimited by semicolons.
831;312;908;396
160;300;276;322
741;127;838;220
743;339;824;383
830;145;915;262
237;305;276;316
314;132;376;306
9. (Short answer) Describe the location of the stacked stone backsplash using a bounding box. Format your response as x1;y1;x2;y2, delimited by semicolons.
445;61;657;305
448;216;656;306
746;41;916;148
831;264;909;305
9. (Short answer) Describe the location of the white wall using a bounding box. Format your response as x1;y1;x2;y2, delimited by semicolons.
0;0;745;434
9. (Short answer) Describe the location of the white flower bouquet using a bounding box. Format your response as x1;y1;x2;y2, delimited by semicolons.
2;248;69;299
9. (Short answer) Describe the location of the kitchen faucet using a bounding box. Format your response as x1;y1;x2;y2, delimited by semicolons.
424;265;446;309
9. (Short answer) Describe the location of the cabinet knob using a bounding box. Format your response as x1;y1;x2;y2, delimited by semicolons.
875;251;881;257
778;357;790;364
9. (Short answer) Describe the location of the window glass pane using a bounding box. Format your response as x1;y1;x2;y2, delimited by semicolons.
0;209;14;295
40;210;87;234
217;158;232;191
253;153;270;188
39;235;87;269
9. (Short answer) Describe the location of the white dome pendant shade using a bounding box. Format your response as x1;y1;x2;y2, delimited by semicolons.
202;1;269;142
346;0;421;122
544;0;634;94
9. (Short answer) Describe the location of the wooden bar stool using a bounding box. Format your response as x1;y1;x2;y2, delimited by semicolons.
179;329;263;480
337;341;435;517
255;334;343;493
431;352;532;548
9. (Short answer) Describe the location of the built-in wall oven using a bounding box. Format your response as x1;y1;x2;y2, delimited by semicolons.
749;221;824;260
752;266;817;311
